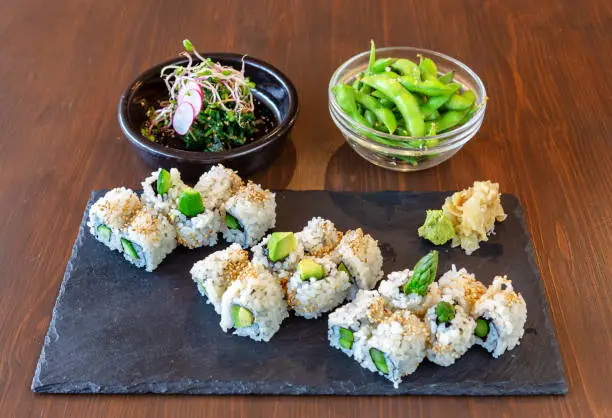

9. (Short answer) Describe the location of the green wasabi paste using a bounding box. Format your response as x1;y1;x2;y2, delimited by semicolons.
418;210;456;245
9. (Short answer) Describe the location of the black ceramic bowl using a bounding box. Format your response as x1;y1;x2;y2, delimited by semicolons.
118;53;298;181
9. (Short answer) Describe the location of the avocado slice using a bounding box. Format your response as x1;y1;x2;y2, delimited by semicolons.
178;187;205;217
225;213;241;230
298;259;325;281
474;318;489;338
157;168;172;195
232;305;254;328
338;327;354;349
370;348;389;374
96;224;111;241
266;232;297;262
338;262;350;277
120;238;139;260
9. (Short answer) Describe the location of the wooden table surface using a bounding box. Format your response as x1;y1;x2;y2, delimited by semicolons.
2;0;611;416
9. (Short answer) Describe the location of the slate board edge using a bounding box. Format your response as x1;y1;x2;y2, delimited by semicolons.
32;191;96;392
31;190;567;396
32;380;568;396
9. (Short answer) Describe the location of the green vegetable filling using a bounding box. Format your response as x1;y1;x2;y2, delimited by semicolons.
338;327;354;350
157;168;172;195
266;232;297;262
231;305;254;329
369;348;389;374
96;224;111;241
120;238;139;260
225;213;241;230
178;187;205;217
474;318;490;338
338;262;351;277
402;250;439;296
436;301;455;323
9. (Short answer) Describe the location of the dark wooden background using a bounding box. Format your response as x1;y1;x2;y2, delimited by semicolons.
1;0;611;416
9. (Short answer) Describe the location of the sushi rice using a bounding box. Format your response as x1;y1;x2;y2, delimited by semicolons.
378;268;441;315
220;263;288;342
87;187;141;252
222;181;276;248
169;207;222;249
356;310;429;388
287;257;351;319
118;207;177;272
194;164;243;210
190;243;250;314
140;168;186;216
297;217;343;259
438;265;487;314
472;275;527;358
328;290;381;358
337;228;383;297
425;300;476;367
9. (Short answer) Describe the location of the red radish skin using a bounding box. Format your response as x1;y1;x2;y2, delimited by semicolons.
178;89;202;117
182;81;202;97
172;102;195;135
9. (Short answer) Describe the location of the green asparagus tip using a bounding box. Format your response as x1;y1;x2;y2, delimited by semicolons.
183;39;194;52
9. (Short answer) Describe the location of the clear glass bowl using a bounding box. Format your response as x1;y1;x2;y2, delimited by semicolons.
328;47;487;171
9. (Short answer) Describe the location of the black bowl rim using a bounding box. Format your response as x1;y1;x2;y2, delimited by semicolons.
118;53;299;163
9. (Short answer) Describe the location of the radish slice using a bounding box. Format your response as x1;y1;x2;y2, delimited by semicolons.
172;102;195;135
182;81;202;97
178;89;202;117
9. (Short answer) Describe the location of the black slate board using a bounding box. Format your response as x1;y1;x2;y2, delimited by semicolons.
32;191;567;395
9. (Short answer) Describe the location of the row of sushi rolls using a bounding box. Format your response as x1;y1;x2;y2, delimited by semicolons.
88;165;527;389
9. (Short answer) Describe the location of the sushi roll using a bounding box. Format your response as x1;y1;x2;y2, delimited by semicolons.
140;168;186;216
438;265;487;313
222;181;276;248
472;275;527;358
220;263;288;342
378;249;441;315
379;269;441;315
336;228;383;298
297;217;343;259
251;232;304;277
190;243;250;314
328;289;381;358
286;257;351;319
168;187;222;248
194;164;243;210
118;207;177;272
425;300;476;366
357;310;429;388
87;187;141;252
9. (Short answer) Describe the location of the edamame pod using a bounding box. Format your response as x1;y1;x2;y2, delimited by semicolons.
390;59;420;79
371;58;397;74
438;71;454;84
399;75;459;97
361;74;426;137
443;89;476;111
355;90;398;134
436;108;470;132
418;55;438;81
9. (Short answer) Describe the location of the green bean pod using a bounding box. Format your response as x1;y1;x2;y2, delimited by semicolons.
438;71;454;84
443;89;476;111
371;58;397;74
398;75;459;96
356;90;398;134
361;74;426;137
436;108;470;132
418;55;438;81
390;59;420;79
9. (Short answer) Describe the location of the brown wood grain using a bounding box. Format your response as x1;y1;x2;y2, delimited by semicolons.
1;0;611;416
